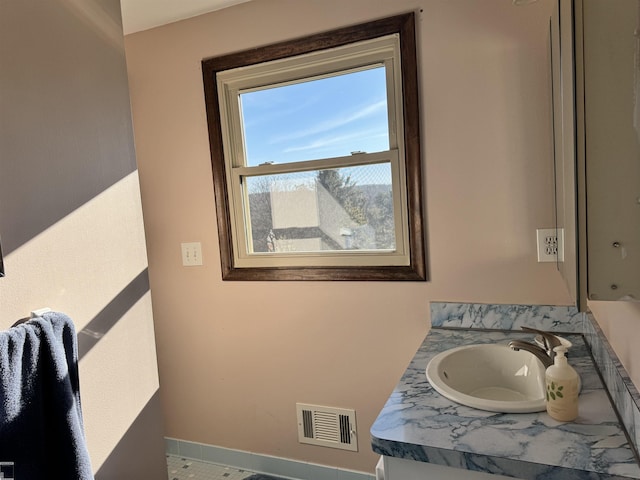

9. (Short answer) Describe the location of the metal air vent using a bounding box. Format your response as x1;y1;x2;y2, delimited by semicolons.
296;403;357;451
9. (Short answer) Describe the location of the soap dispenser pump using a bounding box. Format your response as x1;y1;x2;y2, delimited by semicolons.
545;346;579;421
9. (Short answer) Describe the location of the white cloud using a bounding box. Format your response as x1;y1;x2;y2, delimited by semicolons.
272;100;387;144
283;130;388;154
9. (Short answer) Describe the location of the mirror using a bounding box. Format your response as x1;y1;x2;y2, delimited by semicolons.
575;0;640;303
551;0;579;305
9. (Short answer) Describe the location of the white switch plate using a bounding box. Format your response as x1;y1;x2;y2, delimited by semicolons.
181;242;203;266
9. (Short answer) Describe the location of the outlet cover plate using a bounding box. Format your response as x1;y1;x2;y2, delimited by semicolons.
536;228;564;262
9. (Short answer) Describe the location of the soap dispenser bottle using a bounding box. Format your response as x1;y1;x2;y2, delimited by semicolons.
545;346;579;421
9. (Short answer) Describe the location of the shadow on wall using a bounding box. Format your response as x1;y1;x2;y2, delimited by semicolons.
0;0;137;256
77;269;150;360
72;267;167;478
0;0;166;476
95;390;166;480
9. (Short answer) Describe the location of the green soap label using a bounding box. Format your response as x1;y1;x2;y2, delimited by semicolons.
546;381;565;401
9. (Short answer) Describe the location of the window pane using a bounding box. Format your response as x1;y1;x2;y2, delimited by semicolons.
240;67;389;167
244;163;395;254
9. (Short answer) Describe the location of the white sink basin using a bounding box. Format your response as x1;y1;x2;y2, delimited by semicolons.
425;344;547;413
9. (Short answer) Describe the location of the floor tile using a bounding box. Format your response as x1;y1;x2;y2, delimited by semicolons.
167;455;259;480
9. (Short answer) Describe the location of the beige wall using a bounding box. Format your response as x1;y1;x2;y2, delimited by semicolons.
0;0;166;477
125;0;572;473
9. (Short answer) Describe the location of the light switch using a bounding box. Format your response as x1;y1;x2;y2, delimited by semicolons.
181;242;203;266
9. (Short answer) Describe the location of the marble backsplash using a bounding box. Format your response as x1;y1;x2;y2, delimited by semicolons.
429;302;640;460
583;312;640;460
430;302;583;332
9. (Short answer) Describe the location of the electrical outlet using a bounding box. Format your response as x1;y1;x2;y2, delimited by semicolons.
181;242;203;266
536;228;564;262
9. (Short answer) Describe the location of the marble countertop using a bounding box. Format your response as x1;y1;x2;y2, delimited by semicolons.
370;328;640;480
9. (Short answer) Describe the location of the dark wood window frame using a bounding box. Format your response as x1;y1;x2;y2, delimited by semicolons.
202;12;426;281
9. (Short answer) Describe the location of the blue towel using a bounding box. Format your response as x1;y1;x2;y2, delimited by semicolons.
0;312;93;479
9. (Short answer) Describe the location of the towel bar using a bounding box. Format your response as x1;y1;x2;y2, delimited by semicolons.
10;307;52;327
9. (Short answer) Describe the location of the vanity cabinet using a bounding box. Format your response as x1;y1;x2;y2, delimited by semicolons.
370;325;640;480
382;456;518;480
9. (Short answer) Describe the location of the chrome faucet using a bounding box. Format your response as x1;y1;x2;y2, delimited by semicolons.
508;327;563;368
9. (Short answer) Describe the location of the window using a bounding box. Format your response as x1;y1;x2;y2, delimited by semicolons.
202;13;426;280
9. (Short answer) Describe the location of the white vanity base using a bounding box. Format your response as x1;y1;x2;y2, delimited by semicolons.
382;456;521;480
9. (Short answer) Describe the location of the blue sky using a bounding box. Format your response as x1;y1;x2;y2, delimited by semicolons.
240;66;389;167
